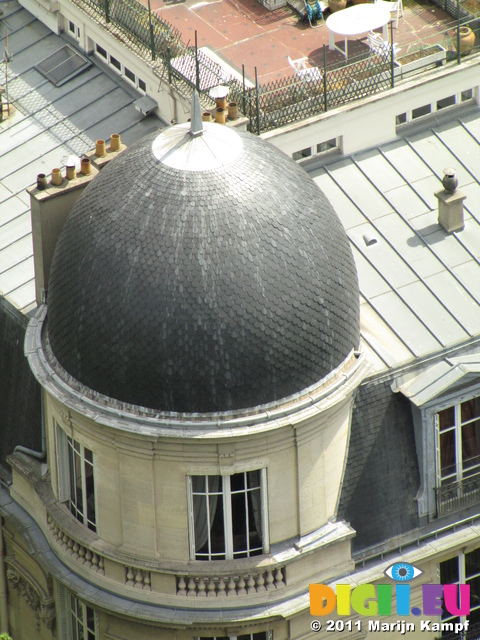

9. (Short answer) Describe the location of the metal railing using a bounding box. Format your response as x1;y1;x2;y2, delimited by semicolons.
245;48;393;134
71;0;480;134
435;473;480;517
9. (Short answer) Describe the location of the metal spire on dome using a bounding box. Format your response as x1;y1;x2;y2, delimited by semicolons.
189;90;203;137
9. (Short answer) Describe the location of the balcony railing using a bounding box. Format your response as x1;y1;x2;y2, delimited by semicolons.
47;512;289;601
435;473;480;517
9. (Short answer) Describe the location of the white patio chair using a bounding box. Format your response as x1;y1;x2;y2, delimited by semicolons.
375;0;404;29
367;31;401;58
287;56;323;84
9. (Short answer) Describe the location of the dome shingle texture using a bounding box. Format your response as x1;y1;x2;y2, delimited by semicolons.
47;127;360;413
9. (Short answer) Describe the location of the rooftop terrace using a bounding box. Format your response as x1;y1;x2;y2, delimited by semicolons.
148;0;472;83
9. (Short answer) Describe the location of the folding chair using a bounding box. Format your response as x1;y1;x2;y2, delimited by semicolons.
367;31;401;58
287;56;323;84
375;0;404;29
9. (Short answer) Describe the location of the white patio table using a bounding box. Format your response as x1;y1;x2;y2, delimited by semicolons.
326;3;391;60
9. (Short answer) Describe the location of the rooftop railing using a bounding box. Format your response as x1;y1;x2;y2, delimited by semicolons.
71;0;480;133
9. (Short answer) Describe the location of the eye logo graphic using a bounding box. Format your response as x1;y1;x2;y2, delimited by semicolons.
309;561;471;617
384;562;423;582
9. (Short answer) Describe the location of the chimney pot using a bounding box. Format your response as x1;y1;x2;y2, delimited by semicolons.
110;133;121;152
66;164;76;180
442;167;458;193
37;173;47;190
95;139;107;157
81;157;92;175
51;168;63;186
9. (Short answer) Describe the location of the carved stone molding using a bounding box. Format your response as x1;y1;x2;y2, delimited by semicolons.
6;565;55;629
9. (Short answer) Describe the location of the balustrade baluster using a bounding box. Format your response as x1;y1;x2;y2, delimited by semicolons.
134;569;144;588
237;575;247;595
217;576;227;596
61;533;69;549
246;574;256;593
197;577;207;597
274;567;284;587
177;576;187;595
256;571;265;591
126;567;135;587
143;571;151;591
84;549;93;568
187;577;197;596
265;569;275;590
226;576;236;595
207;577;217;596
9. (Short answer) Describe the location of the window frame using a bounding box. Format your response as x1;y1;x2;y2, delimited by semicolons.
187;469;269;561
57;584;98;640
439;548;480;634
56;424;97;533
92;42;147;93
416;381;480;518
435;397;480;486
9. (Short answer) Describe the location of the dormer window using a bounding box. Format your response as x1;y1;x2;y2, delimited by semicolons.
393;357;480;519
436;397;480;516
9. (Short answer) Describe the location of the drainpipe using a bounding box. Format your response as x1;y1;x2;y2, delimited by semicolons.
0;515;8;633
14;391;46;461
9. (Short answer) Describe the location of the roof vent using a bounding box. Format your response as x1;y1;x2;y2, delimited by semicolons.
363;233;378;246
434;168;466;233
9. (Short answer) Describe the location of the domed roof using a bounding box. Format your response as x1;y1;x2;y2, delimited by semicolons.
47;121;360;414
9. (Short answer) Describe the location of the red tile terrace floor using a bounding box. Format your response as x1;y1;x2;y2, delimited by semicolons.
140;0;460;83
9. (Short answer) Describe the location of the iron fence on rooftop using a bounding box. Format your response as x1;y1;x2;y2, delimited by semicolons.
246;49;393;134
80;0;184;59
72;0;480;134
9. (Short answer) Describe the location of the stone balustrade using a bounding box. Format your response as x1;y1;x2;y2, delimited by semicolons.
48;515;105;575
176;566;286;596
47;514;287;599
125;566;152;591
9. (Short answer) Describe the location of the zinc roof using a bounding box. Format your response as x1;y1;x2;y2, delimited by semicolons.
309;103;480;374
0;1;164;314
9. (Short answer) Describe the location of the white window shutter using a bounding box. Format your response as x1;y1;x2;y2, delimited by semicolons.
434;413;441;488
55;582;70;640
56;425;70;503
260;468;269;554
186;476;196;559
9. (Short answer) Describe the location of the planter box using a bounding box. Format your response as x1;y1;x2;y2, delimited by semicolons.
395;45;446;78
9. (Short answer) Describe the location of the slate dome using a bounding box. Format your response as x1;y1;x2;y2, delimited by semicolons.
47;122;360;414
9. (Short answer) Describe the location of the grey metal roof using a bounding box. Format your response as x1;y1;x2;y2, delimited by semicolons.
309;103;480;374
46;127;360;413
0;1;165;314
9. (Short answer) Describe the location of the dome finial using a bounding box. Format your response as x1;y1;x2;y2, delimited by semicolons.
190;90;203;138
